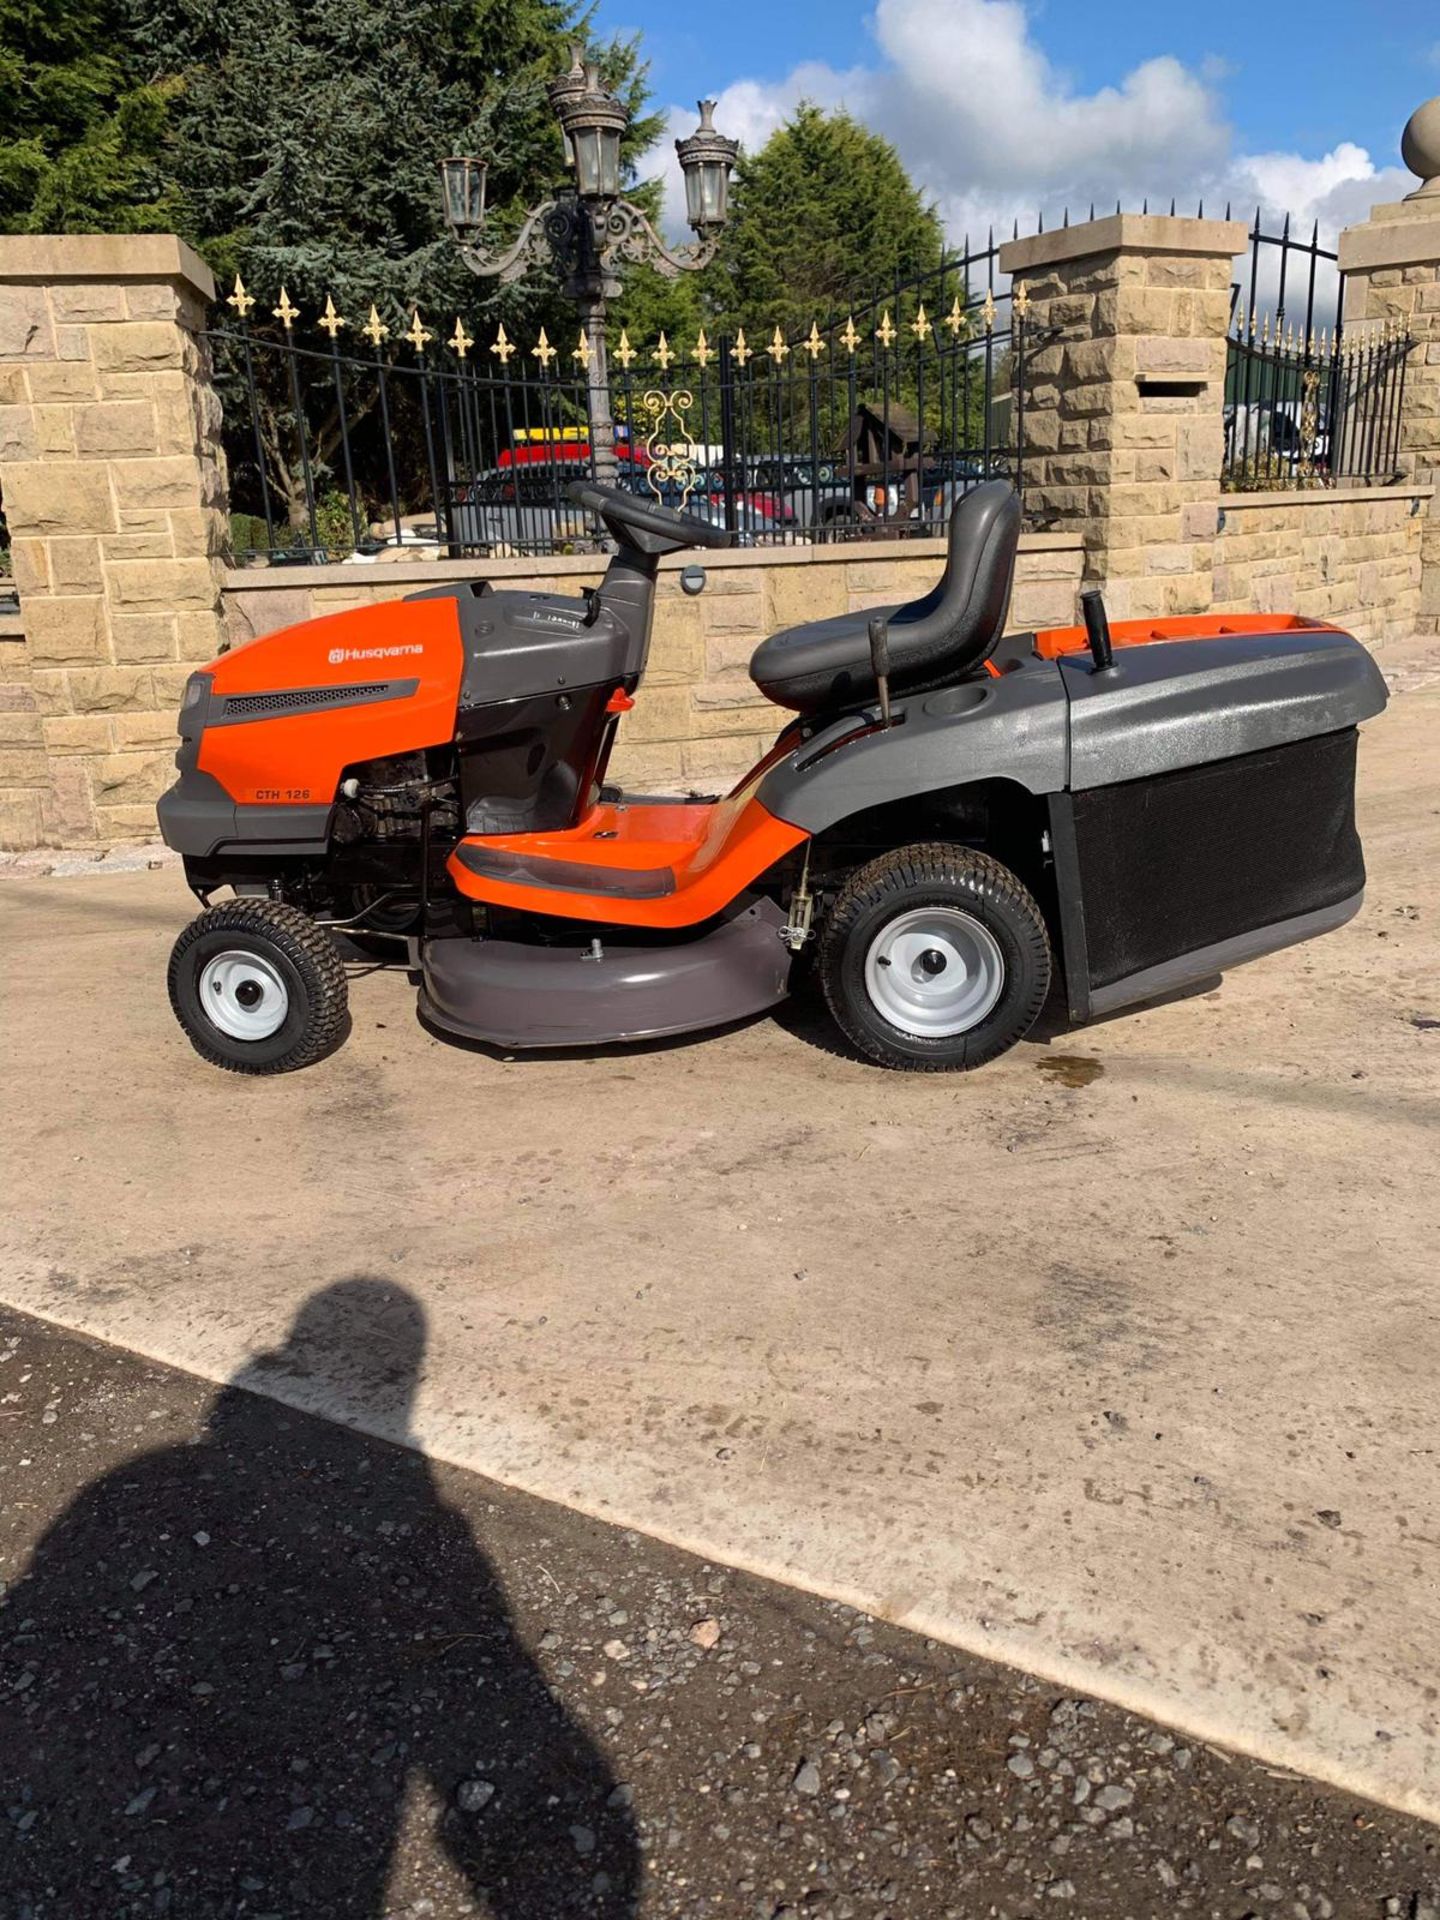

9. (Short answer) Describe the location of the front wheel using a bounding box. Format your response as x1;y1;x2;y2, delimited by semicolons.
819;844;1051;1071
168;898;350;1074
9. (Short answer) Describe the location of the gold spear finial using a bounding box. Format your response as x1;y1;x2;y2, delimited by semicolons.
767;325;789;364
490;323;515;364
732;327;752;367
944;296;965;339
839;314;860;353
910;302;932;343
449;317;473;359
272;285;299;331
614;328;636;371
572;328;590;369
981;288;997;333
1012;283;1031;321
693;328;713;369
803;322;825;361
362;303;389;347
228;273;255;319
532;327;556;369
317;294;346;340
405;308;432;352
653;331;674;370
875;308;896;347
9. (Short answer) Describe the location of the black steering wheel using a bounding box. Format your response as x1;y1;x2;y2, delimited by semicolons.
567;480;732;554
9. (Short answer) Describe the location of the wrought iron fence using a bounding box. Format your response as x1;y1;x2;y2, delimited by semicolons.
1223;315;1411;490
210;235;1042;566
1223;212;1411;488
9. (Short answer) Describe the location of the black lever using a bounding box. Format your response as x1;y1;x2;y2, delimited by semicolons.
868;615;892;726
1080;589;1115;674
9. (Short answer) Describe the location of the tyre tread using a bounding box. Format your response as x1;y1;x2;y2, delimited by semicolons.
819;841;1050;1071
168;899;348;1075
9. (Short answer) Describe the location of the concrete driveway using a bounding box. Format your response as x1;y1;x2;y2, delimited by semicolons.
2;680;1437;1821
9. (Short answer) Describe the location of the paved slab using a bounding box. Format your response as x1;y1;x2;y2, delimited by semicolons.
1;689;1437;1823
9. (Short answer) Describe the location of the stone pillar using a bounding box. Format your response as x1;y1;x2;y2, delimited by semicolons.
1338;100;1440;636
999;213;1246;620
0;235;227;848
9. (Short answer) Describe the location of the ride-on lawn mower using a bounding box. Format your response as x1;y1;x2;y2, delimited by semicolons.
157;481;1386;1074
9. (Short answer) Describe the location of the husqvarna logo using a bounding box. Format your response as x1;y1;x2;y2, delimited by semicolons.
327;644;424;665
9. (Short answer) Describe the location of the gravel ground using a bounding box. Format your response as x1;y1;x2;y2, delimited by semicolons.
2;1300;1437;1920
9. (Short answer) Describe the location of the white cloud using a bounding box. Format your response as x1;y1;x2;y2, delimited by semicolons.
637;0;1413;284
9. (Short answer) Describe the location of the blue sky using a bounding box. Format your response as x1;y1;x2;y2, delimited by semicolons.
599;0;1437;243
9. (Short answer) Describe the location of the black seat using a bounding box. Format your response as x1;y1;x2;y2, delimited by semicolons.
749;482;1021;714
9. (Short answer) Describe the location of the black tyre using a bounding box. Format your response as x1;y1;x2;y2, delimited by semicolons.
819;843;1050;1071
168;898;349;1075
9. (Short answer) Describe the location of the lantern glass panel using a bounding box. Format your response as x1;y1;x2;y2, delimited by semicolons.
441;157;486;233
572;124;622;199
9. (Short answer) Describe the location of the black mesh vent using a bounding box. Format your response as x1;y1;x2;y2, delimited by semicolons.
1072;728;1364;990
221;683;388;720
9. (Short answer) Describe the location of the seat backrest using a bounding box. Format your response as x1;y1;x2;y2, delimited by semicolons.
887;480;1021;688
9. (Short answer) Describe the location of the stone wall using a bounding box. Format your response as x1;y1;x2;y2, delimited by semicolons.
223;536;1086;790
0;236;227;849
1213;484;1430;646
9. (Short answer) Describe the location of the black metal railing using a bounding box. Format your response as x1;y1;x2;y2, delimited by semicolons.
209;236;1043;566
1223;320;1410;493
1221;211;1411;488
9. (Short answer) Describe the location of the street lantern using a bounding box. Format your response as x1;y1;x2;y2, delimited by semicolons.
439;156;487;237
675;101;739;232
552;60;628;203
441;48;735;491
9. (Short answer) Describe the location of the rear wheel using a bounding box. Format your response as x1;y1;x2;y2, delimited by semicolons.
168;898;349;1074
820;843;1050;1071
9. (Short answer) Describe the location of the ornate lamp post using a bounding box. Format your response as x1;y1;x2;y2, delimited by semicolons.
440;51;737;488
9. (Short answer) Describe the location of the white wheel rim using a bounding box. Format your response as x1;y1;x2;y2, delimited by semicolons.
198;949;290;1041
864;906;1005;1038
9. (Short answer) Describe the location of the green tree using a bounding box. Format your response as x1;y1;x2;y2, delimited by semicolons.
129;0;657;524
708;103;943;338
0;0;177;232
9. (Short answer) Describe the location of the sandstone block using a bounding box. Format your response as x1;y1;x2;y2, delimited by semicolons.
92;322;184;374
103;530;176;562
0;746;49;785
74;400;158;457
92;749;175;806
67;666;156;713
49;282;127;324
0;706;42;750
105;558;220;612
0;789;45;850
49;537;105;594
112;710;182;748
41;759;99;843
2;460;117;535
0;403;35;460
94;801;166;842
111;612;180;663
225;588;313;646
25;597;110;666
43;714;114;754
9;537;50;595
111;455;207;511
24;360;100;405
0;285;54;358
620;685;692;744
32;405;76;456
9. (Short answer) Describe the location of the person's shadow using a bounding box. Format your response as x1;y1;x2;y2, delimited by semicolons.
0;1281;641;1917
